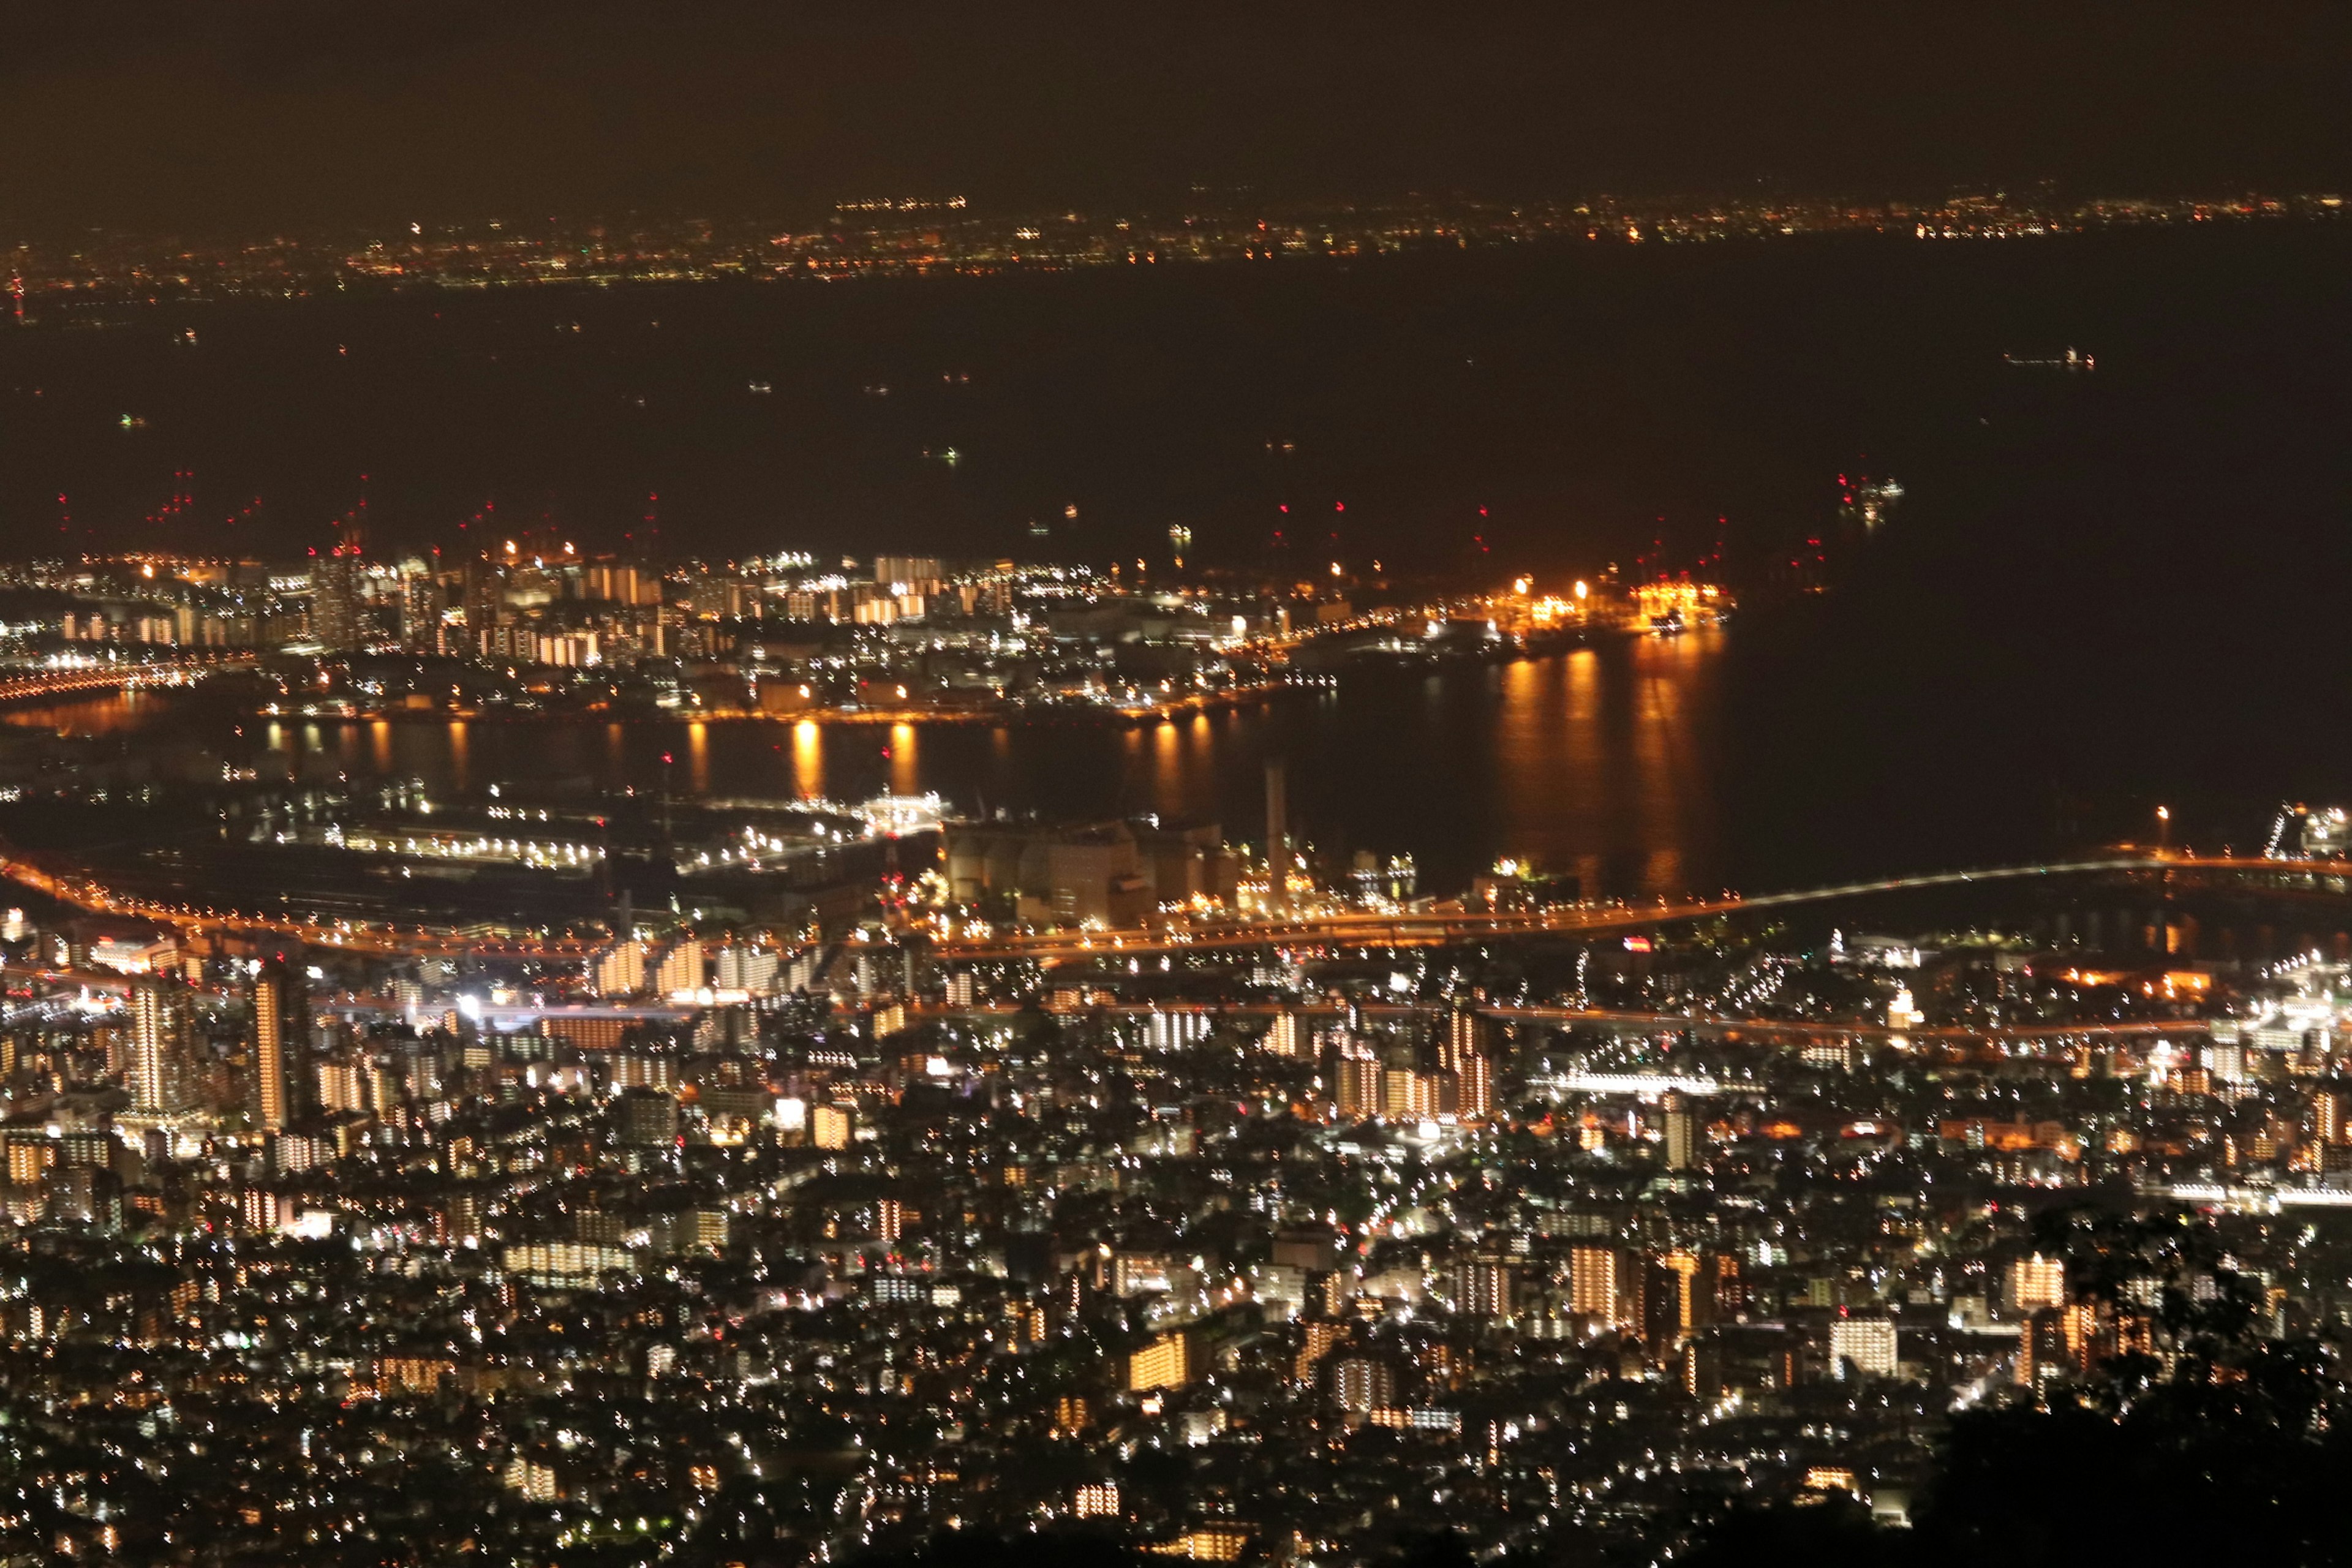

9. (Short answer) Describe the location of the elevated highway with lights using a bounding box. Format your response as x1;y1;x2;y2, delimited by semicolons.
0;846;2343;969
931;854;2352;962
0;848;595;961
0;652;256;705
905;995;2208;1046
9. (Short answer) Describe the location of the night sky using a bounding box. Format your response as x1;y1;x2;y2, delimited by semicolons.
0;1;2345;233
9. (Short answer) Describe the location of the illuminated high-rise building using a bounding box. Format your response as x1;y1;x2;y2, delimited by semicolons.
812;1104;854;1150
1570;1245;1626;1325
251;965;292;1132
1453;1257;1516;1318
1439;1006;1495;1120
1333;1055;1382;1117
309;527;368;650
1295;1320;1346;1382
2017;1308;2070;1387
1830;1315;1899;1379
1265;1011;1301;1058
2009;1253;2068;1313
589;942;647;998
654;942;706;997
586;560;654;606
1711;1253;1746;1319
873;557;943;593
1657;1251;1700;1333
397;559;445;652
1453;1050;1492;1118
617;1087;679;1148
462;554;506;638
1128;1330;1196;1392
129;979;191;1116
1640;1257;1688;1350
1330;1355;1397;1414
2315;1084;2348;1145
1663;1093;1700;1171
1441;1006;1480;1072
5;1135;54;1191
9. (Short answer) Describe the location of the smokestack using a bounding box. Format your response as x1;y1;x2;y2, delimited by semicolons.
1265;757;1289;916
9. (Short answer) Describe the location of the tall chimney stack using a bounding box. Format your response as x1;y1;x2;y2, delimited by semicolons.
1265;757;1289;916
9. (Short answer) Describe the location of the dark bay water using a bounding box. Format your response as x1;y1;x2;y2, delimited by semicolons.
4;595;2320;905
5;632;1725;899
6;228;2351;895
273;630;1728;900
7;228;2347;581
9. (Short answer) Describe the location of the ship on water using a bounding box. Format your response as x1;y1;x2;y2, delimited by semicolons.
2003;346;2097;371
1838;473;1904;532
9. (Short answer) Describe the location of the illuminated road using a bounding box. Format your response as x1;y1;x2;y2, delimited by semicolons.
906;996;2205;1044
929;854;2339;961
0;844;2345;969
0;652;255;704
1487;1003;2208;1044
0;850;594;960
17;968;2206;1046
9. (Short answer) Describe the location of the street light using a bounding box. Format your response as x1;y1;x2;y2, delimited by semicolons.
2157;805;2171;855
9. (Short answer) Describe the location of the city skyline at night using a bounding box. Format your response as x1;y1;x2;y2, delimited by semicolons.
0;6;2346;1566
